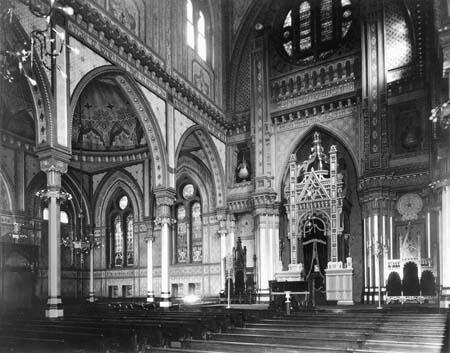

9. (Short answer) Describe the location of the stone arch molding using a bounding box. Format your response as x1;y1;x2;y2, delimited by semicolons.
277;123;360;197
69;66;169;189
175;125;226;209
7;16;53;148
94;170;144;227
0;166;15;213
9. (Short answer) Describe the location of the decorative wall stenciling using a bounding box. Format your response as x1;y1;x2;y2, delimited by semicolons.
69;37;111;96
72;75;146;151
139;85;167;145
385;0;413;75
193;61;211;99
107;0;139;35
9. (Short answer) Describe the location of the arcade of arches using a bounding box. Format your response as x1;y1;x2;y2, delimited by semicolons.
2;0;450;319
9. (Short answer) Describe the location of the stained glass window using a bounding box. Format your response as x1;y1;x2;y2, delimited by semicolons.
299;2;311;51
175;183;202;264
114;215;123;267
126;214;134;266
119;195;128;210
279;0;353;64
176;205;188;263
320;0;333;42
109;193;134;268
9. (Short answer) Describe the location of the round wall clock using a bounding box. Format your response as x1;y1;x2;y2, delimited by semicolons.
396;193;423;221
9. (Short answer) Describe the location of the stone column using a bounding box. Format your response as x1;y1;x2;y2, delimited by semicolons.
155;188;175;309
38;158;69;318
440;185;450;307
218;223;228;292
252;192;277;302
146;225;155;302
88;238;95;303
360;185;395;303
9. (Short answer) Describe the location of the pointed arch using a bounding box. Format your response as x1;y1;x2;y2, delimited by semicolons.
277;124;360;196
94;170;144;227
62;173;92;226
177;155;215;214
175;125;225;209
69;66;169;189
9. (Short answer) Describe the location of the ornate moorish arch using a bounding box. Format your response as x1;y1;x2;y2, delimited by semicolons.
69;66;169;189
175;125;226;209
177;155;215;214
6;16;54;147
277;124;360;197
94;170;144;227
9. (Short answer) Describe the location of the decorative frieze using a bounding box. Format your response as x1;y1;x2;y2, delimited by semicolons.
272;80;356;113
272;102;357;132
71;149;148;163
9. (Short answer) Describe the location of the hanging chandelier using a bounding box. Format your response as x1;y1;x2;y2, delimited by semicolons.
429;100;450;129
0;0;78;86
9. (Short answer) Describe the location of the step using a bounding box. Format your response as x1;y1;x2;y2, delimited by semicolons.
208;332;361;349
232;327;445;343
184;339;349;353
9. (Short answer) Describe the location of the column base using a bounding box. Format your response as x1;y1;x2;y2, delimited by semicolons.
88;292;95;303
45;297;64;318
147;291;155;303
160;292;172;309
337;300;354;305
159;300;172;308
257;289;270;303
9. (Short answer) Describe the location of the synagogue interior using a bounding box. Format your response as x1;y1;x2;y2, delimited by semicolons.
1;0;450;352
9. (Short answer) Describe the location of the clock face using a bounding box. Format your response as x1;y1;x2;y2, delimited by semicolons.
396;193;423;221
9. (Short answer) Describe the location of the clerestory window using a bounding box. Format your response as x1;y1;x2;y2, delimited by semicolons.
186;0;208;61
278;0;354;65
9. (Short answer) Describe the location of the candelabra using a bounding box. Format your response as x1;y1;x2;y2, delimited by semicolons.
3;222;28;242
63;231;101;302
0;0;77;86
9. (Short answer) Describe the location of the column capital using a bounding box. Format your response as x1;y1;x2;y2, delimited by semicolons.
251;191;279;215
36;189;72;201
359;189;396;217
145;234;155;242
154;187;176;206
154;217;176;230
38;149;71;174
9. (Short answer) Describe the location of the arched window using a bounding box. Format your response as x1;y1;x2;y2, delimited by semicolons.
186;0;209;61
108;194;134;268
186;0;195;49
43;207;69;224
277;0;354;65
175;183;203;264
